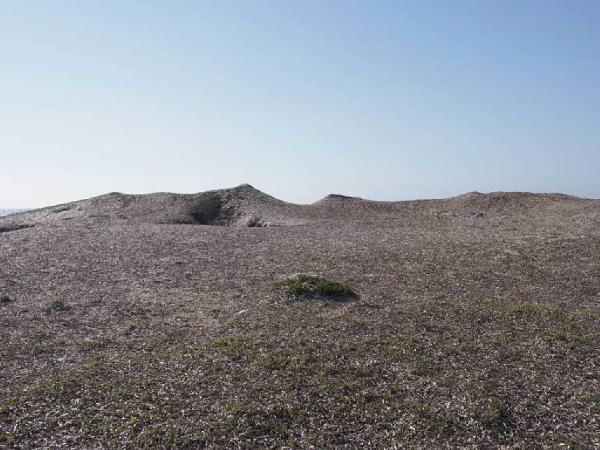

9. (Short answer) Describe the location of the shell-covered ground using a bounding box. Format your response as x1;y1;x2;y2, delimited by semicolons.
1;185;599;448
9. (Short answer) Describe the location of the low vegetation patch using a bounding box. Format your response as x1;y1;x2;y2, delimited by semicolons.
276;274;355;299
0;293;12;304
479;401;515;435
46;299;70;312
213;336;247;358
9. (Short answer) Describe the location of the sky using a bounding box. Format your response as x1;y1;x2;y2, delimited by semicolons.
1;0;599;207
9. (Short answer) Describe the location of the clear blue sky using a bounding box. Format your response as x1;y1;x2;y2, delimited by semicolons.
1;0;599;207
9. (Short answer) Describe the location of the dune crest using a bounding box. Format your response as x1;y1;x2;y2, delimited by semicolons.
0;185;596;231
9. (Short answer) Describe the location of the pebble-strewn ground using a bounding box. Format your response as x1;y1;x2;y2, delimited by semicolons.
1;186;599;448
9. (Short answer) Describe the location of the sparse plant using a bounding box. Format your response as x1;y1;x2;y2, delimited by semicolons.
0;293;11;303
480;401;514;434
276;274;355;299
47;299;70;312
124;417;139;428
260;354;288;371
213;336;245;358
547;329;568;341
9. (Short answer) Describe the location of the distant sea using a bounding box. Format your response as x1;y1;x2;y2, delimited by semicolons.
0;209;27;217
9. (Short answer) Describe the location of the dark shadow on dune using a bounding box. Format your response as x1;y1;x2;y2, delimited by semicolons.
188;193;240;226
0;224;34;234
189;194;223;225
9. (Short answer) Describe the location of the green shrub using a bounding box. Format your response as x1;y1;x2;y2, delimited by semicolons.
276;274;355;299
0;293;11;303
47;299;70;312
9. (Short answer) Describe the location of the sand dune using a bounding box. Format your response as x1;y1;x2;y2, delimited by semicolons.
1;186;599;447
1;184;596;230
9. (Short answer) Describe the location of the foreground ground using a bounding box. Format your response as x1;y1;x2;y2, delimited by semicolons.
1;186;599;448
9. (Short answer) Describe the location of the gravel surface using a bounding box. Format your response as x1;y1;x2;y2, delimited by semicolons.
1;185;599;448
